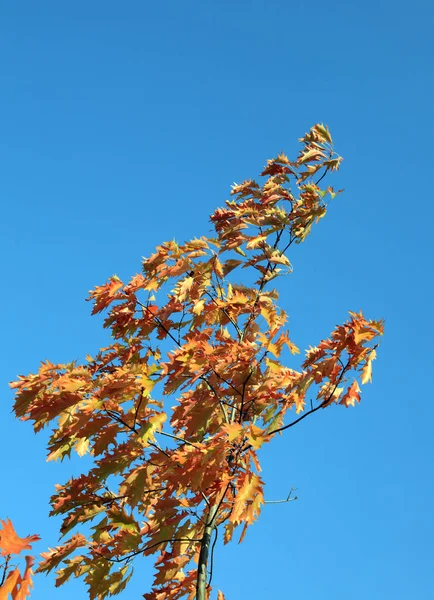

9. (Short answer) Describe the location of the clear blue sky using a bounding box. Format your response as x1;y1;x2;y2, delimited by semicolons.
1;1;433;599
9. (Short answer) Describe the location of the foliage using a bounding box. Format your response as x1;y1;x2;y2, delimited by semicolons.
0;519;39;600
9;124;383;599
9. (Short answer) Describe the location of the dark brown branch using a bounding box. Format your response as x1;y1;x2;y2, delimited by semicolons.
137;297;236;422
77;489;165;510
136;299;181;349
156;430;201;450
268;363;349;436
0;556;10;587
210;367;242;398
205;287;243;340
102;406;135;431
198;376;229;423
267;399;327;436
238;370;253;424
133;388;145;430
241;228;293;340
95;537;202;564
207;525;219;588
147;441;171;460
177;307;187;345
315;166;329;186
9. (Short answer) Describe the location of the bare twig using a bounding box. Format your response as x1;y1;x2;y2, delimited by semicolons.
315;166;329;186
264;487;298;504
0;556;10;587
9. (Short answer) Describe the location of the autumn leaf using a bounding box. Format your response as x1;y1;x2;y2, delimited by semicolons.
38;534;87;573
13;556;36;600
88;276;124;314
0;520;40;557
340;380;361;407
75;437;90;457
0;568;21;600
361;349;377;384
247;425;269;450
0;520;39;600
223;423;244;442
297;147;327;166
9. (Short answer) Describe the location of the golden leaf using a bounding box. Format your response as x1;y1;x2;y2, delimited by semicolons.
361;349;377;384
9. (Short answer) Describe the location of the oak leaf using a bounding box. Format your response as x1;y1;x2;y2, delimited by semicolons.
0;520;40;557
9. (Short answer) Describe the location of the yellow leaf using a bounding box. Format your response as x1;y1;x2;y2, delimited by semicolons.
177;276;194;302
246;234;267;249
213;256;224;278
265;357;282;373
224;522;235;544
268;253;291;267
138;412;167;444
247;425;269;450
193;299;205;315
75;438;90;457
313;123;332;143
60;379;87;393
230;472;264;525
284;333;300;355
298;148;326;165
224;422;243;442
138;374;157;394
361;349;377;384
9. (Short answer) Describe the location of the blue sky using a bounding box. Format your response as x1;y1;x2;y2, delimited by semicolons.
1;1;433;598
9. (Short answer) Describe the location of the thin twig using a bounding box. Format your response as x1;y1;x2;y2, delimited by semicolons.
157;430;201;449
315;167;329;186
198;376;229;423
207;526;219;588
95;537;202;563
205;288;243;340
210;367;242;398
264;487;298;504
0;556;10;586
133;388;145;430
137;296;236;422
268;363;349;436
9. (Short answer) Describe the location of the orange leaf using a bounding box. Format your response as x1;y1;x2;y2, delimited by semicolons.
0;520;40;557
12;556;35;600
0;567;21;600
340;380;361;407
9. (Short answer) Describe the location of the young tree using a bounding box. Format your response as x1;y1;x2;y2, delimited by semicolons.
9;124;383;600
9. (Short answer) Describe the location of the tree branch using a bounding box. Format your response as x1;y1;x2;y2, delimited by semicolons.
264;487;298;504
268;363;349;436
95;537;202;564
157;430;201;449
0;556;10;587
267;399;327;436
207;525;219;588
